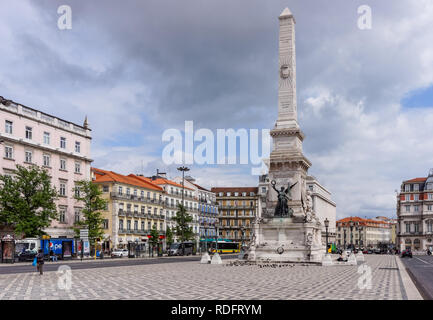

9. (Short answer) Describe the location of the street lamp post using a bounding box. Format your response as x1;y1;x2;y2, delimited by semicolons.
177;166;189;256
324;218;329;253
349;220;354;250
343;229;346;249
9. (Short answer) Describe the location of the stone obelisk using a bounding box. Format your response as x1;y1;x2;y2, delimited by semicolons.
247;8;323;264
267;7;311;220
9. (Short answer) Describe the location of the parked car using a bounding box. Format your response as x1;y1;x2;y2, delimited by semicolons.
111;249;128;258
373;248;381;254
401;249;413;258
17;249;38;262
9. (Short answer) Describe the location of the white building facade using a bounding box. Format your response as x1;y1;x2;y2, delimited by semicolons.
147;174;200;244
397;169;433;253
0;96;92;238
173;176;218;241
306;176;337;245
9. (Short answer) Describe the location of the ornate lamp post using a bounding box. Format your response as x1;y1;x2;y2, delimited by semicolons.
349;220;354;250
177;166;189;256
324;218;329;253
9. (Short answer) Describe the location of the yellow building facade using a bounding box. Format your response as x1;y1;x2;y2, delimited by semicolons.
211;187;258;244
92;168;165;251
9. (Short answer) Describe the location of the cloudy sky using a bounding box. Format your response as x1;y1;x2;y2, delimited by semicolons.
1;0;433;219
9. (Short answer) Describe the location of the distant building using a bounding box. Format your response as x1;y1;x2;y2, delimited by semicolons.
211;187;259;245
306;176;337;245
375;216;398;246
135;173;200;244
0;96;92;239
173;176;218;243
336;217;392;249
396;169;433;253
92;168;165;250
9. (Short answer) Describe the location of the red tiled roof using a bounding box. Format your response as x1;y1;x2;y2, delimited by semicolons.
404;177;427;183
128;174;194;191
211;187;258;194
92;168;163;191
336;216;391;228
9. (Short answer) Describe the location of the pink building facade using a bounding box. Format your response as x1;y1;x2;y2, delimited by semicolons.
0;96;92;238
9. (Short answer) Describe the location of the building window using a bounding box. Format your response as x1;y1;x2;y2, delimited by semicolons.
75;141;81;153
428;205;433;211
405;194;410;201
415;223;419;233
5;120;12;134
74;186;80;198
59;183;66;196
414;194;419;201
43;154;50;167
405;184;410;192
43;132;50;145
427;221;433;233
119;220;124;230
126;188;130;196
141;221;145;230
75;162;81;173
141;190;144;197
103;185;109;192
25;126;32;139
118;186;123;195
406;223;410;233
60;158;67;170
134;221;138;231
59;208;66;223
134;205;138;213
25;150;32;163
414;184;419;192
4;146;13;159
414;205;419;212
405;205;410;212
60;137;66;149
134;189;137;196
103;219;109;229
127;220;131;230
74;209;81;223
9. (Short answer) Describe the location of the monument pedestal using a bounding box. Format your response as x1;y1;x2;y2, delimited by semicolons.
248;217;323;263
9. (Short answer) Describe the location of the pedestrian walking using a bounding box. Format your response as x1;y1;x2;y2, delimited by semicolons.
36;249;44;275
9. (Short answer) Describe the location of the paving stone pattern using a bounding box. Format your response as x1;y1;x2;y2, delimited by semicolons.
0;255;405;300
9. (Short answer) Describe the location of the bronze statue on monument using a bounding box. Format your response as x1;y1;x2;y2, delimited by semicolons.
271;180;297;217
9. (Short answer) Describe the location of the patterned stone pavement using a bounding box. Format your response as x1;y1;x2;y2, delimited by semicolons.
0;255;407;300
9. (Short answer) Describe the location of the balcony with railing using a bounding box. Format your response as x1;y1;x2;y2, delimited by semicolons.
110;192;165;205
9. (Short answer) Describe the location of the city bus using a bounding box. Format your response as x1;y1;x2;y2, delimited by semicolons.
209;241;240;254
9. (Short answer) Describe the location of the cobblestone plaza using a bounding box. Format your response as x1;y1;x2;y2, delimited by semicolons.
0;256;416;300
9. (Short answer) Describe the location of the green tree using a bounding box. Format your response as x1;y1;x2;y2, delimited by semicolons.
73;180;107;245
0;164;58;237
172;203;194;243
149;223;160;256
166;225;174;247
